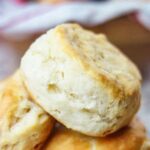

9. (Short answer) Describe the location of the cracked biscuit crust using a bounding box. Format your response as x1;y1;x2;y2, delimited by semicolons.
0;71;54;150
21;24;141;136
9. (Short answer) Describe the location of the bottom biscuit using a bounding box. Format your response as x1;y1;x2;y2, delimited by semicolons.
44;118;149;150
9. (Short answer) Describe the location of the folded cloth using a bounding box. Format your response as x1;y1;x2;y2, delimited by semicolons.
0;1;150;40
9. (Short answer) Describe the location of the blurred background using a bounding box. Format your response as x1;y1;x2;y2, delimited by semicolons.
0;0;150;134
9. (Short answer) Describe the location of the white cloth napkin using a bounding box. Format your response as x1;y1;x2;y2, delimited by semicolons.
0;2;150;39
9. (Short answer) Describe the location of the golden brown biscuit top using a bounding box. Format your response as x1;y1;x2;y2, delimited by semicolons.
51;24;141;99
0;71;54;148
0;71;29;122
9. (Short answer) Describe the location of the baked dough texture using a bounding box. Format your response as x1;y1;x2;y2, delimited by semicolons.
21;23;141;136
141;139;150;150
0;71;55;150
44;118;148;150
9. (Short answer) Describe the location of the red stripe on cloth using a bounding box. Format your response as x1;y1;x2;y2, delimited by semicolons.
14;0;27;4
6;0;27;5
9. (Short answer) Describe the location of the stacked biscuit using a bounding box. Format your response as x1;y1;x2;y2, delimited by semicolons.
0;24;149;150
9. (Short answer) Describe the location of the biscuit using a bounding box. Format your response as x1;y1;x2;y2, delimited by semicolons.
141;139;150;150
44;118;148;150
21;24;141;136
0;71;55;150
